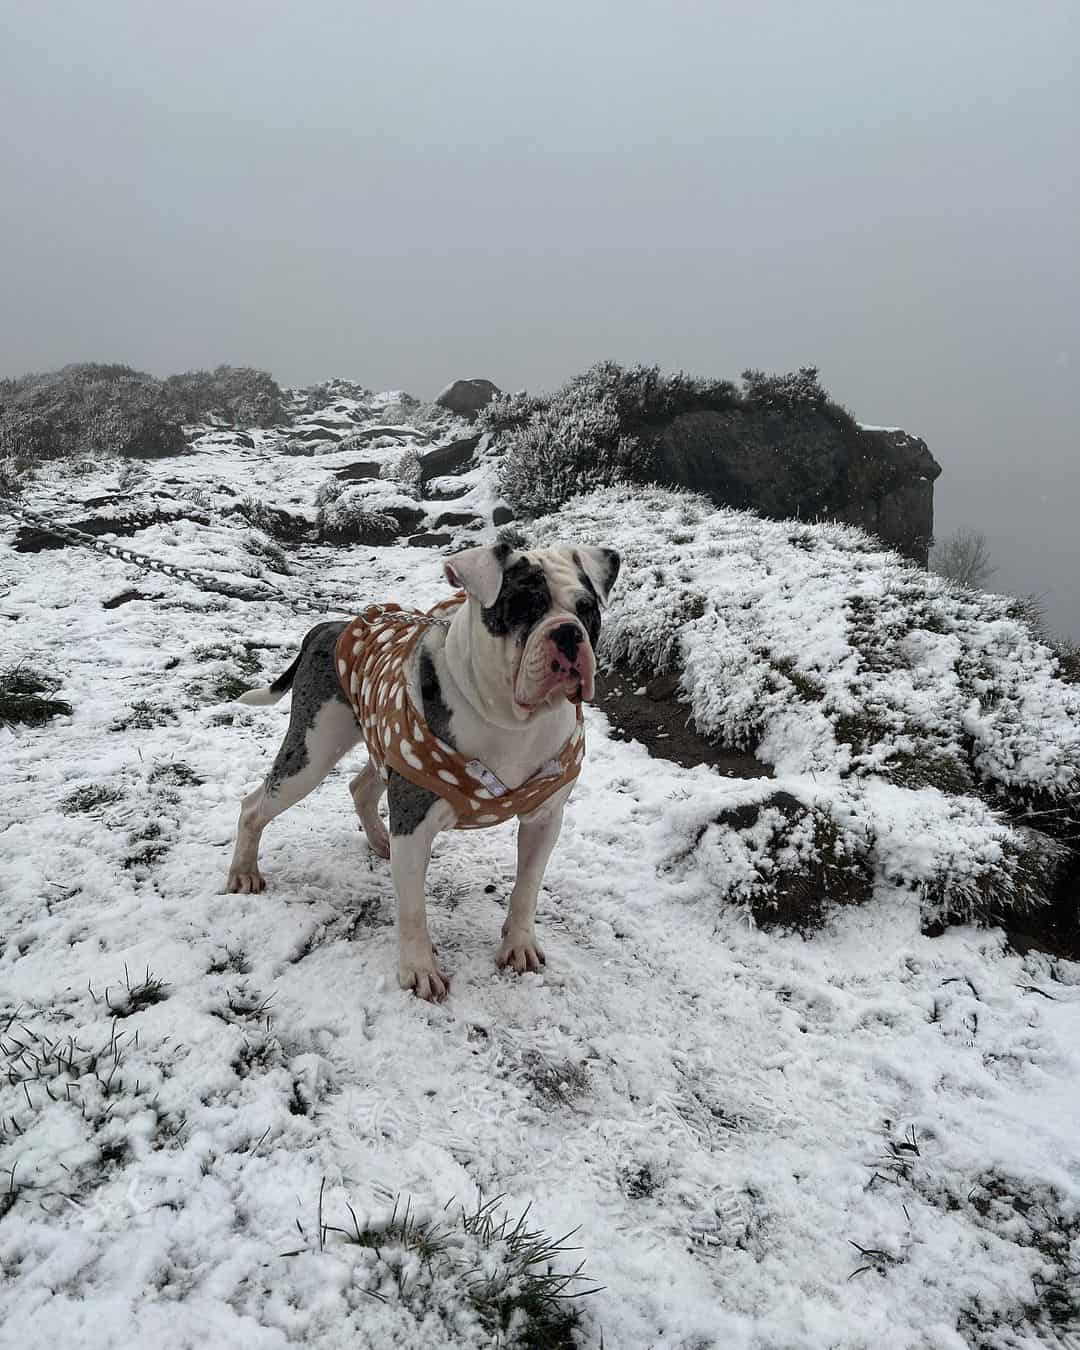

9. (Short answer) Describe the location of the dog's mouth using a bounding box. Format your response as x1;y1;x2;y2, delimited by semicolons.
515;674;585;714
513;620;594;714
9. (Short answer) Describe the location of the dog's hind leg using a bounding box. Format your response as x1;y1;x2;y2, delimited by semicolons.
226;698;362;893
226;621;359;895
349;760;390;859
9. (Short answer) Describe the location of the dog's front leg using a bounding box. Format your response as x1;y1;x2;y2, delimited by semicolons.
498;784;573;974
387;770;456;1002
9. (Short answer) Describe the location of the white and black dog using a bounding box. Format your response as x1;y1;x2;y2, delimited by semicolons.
226;539;620;1001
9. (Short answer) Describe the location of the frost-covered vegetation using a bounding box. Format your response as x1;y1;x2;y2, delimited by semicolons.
0;362;287;463
162;365;285;428
535;485;1080;931
489;361;889;518
0;363;187;460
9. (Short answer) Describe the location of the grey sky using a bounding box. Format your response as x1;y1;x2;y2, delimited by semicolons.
3;1;1078;634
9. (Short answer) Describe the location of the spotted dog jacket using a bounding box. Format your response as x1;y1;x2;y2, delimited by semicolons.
335;595;586;828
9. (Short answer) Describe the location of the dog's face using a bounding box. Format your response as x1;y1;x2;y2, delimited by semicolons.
444;541;621;722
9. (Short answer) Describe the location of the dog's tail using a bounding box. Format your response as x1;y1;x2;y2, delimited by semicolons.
236;620;346;706
236;652;301;705
236;656;299;707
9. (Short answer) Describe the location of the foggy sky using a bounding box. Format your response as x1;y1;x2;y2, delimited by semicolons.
2;1;1078;635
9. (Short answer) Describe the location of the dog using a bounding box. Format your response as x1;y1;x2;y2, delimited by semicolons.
226;539;621;1001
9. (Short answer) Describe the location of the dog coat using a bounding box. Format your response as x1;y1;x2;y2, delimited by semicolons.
335;595;585;828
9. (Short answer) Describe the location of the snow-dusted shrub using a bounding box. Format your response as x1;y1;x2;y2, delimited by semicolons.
0;363;186;460
243;530;290;576
477;389;549;436
740;364;829;413
498;383;640;518
315;480;399;545
0;455;34;497
380;447;424;498
495;361;746;517
231;494;306;543
163;365;284;427
116;458;148;493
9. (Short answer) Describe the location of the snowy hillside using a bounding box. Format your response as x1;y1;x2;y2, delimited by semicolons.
1;427;1079;1348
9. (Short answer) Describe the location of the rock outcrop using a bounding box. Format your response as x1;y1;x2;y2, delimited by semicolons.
435;378;500;420
649;411;940;565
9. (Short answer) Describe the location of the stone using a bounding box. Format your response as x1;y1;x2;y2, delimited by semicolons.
418;434;481;482
407;532;454;548
434;379;500;421
333;461;381;481
432;511;483;530
384;504;426;534
492;505;515;527
425;479;471;501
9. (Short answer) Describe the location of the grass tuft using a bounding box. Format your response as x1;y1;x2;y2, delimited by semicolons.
319;1191;602;1346
89;965;170;1019
62;784;123;814
148;761;204;789
0;663;72;727
110;700;178;732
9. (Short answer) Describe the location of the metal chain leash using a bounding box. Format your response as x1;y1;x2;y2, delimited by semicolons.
0;497;452;628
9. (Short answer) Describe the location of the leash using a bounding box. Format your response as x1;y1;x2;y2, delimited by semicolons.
0;497;449;626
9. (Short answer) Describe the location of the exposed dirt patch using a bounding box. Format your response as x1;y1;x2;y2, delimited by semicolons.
102;589;158;609
595;666;771;778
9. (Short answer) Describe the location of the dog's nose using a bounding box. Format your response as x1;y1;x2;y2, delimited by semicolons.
551;623;583;663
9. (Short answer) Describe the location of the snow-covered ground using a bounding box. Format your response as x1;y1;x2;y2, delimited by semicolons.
1;443;1079;1348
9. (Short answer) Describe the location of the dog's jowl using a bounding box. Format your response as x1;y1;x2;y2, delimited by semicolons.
226;542;620;1001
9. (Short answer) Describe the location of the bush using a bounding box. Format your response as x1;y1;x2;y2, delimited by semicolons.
0;364;186;461
740;365;829;412
493;360;848;518
0;455;35;497
499;384;640;518
477;390;550;437
315;481;400;545
162;365;284;427
380;448;424;498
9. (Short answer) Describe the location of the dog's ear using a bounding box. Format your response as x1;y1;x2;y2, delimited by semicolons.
574;546;621;608
443;543;510;608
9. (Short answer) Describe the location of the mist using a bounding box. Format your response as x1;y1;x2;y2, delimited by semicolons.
2;0;1077;634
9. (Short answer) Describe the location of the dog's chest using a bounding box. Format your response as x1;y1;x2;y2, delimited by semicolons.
335;602;584;828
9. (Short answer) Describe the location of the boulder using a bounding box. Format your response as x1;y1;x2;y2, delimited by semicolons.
432;511;484;530
425;479;472;501
333;461;381;481
650;411;941;565
384;504;426;535
492;504;515;527
418;434;481;483
434;379;500;421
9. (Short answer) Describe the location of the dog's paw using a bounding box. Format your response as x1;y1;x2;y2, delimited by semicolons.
496;928;546;975
399;950;450;1003
226;869;266;895
362;821;391;860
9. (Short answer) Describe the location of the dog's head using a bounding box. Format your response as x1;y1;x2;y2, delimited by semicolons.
444;540;621;723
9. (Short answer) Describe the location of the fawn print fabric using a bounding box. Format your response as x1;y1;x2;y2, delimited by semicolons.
335;595;585;829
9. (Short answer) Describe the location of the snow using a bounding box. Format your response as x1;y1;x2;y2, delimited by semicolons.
1;450;1079;1347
